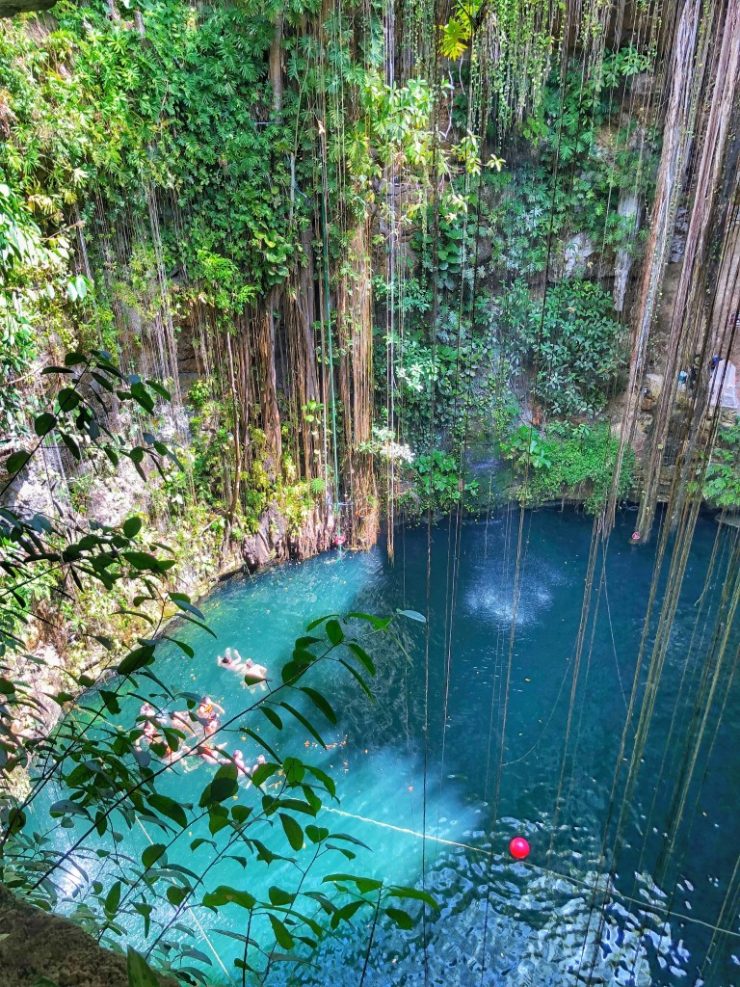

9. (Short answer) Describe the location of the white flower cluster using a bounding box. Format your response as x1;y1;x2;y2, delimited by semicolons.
380;439;414;464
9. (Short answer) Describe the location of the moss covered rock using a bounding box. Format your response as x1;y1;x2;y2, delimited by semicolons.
0;884;178;986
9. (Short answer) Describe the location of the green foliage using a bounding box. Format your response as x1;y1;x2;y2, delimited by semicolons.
438;0;484;60
127;947;160;987
518;48;657;252
703;422;740;509
415;210;475;291
0;182;73;437
0;1;299;298
476;48;658;279
501;278;626;416
500;421;634;513
404;450;478;516
524;48;653;168
439;0;554;133
176;380;231;509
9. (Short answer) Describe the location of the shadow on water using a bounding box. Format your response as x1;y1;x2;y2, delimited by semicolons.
27;509;739;985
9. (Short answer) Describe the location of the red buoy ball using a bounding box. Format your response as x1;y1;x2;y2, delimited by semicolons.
509;836;530;860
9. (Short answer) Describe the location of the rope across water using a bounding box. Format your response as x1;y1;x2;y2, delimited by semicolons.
323;807;740;940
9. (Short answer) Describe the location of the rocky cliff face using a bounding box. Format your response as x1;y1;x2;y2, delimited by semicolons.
1;404;336;786
241;501;337;572
0;0;56;17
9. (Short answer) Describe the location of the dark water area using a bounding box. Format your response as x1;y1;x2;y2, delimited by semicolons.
30;509;739;985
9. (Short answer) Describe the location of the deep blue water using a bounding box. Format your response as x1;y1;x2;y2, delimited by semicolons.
28;509;739;985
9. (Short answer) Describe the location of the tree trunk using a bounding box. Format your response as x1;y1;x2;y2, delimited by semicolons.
269;14;284;114
336;219;379;550
253;292;283;475
636;0;738;538
601;0;703;534
285;226;321;480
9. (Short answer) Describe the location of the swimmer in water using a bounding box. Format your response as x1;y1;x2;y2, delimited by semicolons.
169;709;196;736
243;657;269;689
136;718;161;750
217;648;244;671
161;744;176;766
251;753;266;774
198;745;222;765
139;702;156;718
197;696;224;722
203;716;220;740
232;749;250;776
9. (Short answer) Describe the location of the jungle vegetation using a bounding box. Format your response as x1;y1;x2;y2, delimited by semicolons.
0;0;738;982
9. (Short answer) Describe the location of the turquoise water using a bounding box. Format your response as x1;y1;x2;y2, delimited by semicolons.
30;509;738;985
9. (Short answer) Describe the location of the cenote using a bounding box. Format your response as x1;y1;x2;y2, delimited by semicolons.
4;2;740;983
29;509;738;985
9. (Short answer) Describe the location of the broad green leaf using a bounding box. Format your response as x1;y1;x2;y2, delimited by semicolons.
346;641;376;676
147;380;171;401
251;761;279;788
388;886;439;909
104;880;122;917
305;614;335;631
169;592;205;620
305;824;329;844
118;645;155;675
34;413;56;437
124;552;174;573
142;844;166;869
330;898;365;928
126;947;159;987
300;686;337;724
345;611;392;630
260;706;283;730
199;764;238;806
167;886;188;907
269;913;294;950
325;618;344;645
148;793;188;829
324;873;382;893
5;451;29;474
338;659;374;701
385;906;415;929
57;387;81;411
123;516;143;538
50;799;87;818
202;885;256;910
280;702;326;748
279;812;304;851
268;885;294;906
